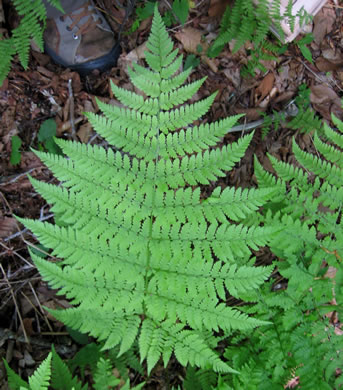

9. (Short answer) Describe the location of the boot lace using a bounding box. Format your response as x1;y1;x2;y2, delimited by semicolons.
62;2;103;38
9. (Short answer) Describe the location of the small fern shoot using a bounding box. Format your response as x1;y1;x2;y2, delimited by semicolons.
4;345;145;390
19;7;276;374
4;353;52;390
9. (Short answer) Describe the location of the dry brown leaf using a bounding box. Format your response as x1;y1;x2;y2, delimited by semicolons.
0;217;17;238
310;84;343;120
174;28;218;72
322;48;343;64
255;73;275;104
234;107;266;121
175;27;203;54
203;56;218;73
312;7;336;46
19;152;43;170
223;68;241;89
118;42;149;79
77;122;93;143
208;0;232;18
315;57;343;72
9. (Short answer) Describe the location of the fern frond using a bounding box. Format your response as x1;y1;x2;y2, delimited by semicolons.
28;352;52;390
0;39;16;86
325;116;343;148
287;107;322;133
314;132;343;168
4;359;29;390
21;8;274;374
293;140;342;187
50;346;86;390
93;358;120;390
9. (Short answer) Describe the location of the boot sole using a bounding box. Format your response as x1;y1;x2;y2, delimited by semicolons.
44;42;122;76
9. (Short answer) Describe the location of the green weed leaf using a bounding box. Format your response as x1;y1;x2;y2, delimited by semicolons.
38;119;57;142
297;34;314;63
38;119;62;154
184;54;200;70
172;0;189;25
10;135;22;166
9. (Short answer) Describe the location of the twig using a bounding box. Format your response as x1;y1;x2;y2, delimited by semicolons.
0;191;27;244
227;101;299;133
296;58;343;92
68;79;76;140
3;213;54;242
0;264;30;344
0;241;34;269
0;168;36;186
29;281;53;332
0;327;74;354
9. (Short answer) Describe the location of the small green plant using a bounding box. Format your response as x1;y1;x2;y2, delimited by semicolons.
287;83;323;133
37;118;62;155
130;0;189;32
0;0;63;86
170;0;189;25
259;83;322;139
296;33;314;63
184;54;200;70
129;1;156;32
208;0;312;76
4;344;145;389
10;135;22;165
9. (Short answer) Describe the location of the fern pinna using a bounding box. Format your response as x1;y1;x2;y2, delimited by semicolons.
19;8;275;374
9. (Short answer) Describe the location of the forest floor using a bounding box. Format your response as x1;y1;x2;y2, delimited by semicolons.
0;0;343;388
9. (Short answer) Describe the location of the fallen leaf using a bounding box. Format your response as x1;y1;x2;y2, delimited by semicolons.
312;6;336;46
310;84;343;120
123;41;148;63
234;107;266;121
208;0;232;18
284;376;300;389
324;266;337;279
255;73;275;104
77;122;93;143
0;217;17;238
223;67;241;89
175;27;203;54
175;27;218;72
315;57;343;72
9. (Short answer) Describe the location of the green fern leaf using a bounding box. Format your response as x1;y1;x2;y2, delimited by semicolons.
19;7;274;374
28;353;52;390
50;345;86;390
93;358;120;390
4;359;29;390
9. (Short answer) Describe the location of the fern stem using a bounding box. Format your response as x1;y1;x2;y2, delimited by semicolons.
143;63;163;314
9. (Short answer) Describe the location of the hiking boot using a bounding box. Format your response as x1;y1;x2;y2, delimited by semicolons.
44;0;121;75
